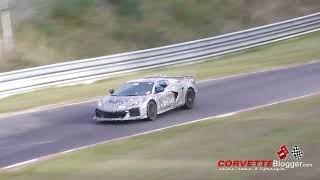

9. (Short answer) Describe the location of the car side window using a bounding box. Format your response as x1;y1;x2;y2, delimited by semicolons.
157;80;168;88
154;80;168;94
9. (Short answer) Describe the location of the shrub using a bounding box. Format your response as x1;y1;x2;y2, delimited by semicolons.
106;0;142;18
50;0;94;20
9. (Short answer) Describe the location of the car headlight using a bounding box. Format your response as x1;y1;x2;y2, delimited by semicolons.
97;99;103;107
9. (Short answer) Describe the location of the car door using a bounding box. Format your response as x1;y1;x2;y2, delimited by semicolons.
155;80;175;112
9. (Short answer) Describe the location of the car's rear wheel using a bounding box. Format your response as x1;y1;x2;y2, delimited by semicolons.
147;101;157;121
183;88;195;109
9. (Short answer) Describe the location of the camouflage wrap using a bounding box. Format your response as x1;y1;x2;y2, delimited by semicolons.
93;76;197;121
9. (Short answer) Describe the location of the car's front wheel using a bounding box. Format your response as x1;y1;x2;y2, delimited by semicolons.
147;101;157;121
183;88;195;109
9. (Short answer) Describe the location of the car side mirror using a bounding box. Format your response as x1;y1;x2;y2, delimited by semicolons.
109;89;114;94
155;86;164;93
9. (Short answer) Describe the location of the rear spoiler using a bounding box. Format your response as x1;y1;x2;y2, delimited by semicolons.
145;74;194;79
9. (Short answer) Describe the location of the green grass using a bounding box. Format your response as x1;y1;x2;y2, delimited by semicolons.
4;0;320;71
1;92;319;180
0;31;320;115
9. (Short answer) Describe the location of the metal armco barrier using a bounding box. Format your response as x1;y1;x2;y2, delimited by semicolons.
0;12;320;97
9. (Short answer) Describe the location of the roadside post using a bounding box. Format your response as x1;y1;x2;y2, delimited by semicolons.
0;0;14;58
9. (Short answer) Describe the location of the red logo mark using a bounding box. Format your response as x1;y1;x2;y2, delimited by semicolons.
277;145;289;160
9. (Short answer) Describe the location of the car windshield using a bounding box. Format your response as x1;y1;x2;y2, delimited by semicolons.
112;82;154;96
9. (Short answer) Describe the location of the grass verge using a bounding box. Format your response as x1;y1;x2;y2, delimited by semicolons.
1;93;319;180
0;31;320;114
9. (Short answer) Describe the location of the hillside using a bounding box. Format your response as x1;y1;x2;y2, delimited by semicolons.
1;0;320;72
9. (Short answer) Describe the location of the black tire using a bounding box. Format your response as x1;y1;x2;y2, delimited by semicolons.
183;88;195;109
147;101;157;121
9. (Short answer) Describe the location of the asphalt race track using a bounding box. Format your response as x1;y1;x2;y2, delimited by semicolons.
0;62;320;168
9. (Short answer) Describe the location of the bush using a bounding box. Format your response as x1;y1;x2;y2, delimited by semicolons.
106;0;142;18
50;0;94;20
112;20;164;48
170;0;211;27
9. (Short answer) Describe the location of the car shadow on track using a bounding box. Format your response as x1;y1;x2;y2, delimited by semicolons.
95;119;147;125
95;107;185;125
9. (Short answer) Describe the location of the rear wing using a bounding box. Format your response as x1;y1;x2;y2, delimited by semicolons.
145;74;194;80
145;75;196;85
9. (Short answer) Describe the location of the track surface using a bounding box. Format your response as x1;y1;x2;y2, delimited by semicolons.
0;62;320;168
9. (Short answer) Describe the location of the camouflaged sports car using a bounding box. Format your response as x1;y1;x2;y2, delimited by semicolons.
94;75;197;121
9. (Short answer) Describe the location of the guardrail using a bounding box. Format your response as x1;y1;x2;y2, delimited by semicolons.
0;12;320;97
